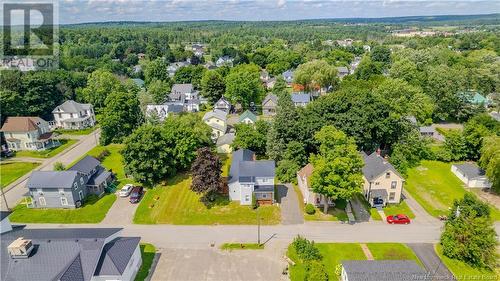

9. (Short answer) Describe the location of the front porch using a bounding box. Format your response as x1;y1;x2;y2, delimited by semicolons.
367;189;388;208
60;116;95;130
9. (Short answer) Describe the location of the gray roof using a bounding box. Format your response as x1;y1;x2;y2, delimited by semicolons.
262;94;277;107
203;109;227;122
87;167;112;186
337;66;349;74
229;149;275;184
27;171;79;189
362;152;402;181
0;211;11;221
342;260;427;281
94;237;141;276
291;93;311;103
1;228;122;281
453;163;486;179
171;83;193;94
68;155;101;175
216;133;235;146
419;126;436;133
369;189;388;199
52;100;92;114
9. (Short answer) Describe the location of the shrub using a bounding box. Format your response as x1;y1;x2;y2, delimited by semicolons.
53;162;65;171
305;203;316;215
292;236;322;262
96;149;110;161
251;193;258;209
305;261;328;281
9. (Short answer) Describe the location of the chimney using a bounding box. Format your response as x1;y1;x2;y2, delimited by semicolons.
8;237;34;259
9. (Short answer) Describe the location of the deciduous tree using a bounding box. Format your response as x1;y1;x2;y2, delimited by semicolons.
190;147;223;202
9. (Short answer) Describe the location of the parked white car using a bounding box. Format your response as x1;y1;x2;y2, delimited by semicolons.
119;184;134;197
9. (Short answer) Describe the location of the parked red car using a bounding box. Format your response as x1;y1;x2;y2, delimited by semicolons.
386;214;411;224
129;186;144;204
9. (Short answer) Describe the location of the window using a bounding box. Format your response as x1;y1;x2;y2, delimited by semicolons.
386;172;391;178
391;181;397;189
262;194;267;198
61;197;68;206
79;177;84;185
245;195;250;202
73;182;78;190
39;197;46;206
389;192;396;201
79;191;84;200
262;178;269;183
375;182;380;185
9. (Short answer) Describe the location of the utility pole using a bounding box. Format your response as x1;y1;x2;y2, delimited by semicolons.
257;207;261;245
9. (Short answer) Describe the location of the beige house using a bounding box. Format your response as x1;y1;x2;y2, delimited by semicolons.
1;117;59;151
262;93;278;117
297;152;404;208
216;133;235;153
203;109;228;140
361;152;404;207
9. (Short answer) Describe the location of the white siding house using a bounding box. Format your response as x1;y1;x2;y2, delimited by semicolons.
451;163;492;188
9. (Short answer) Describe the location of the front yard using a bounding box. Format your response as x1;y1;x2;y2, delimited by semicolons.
287;243;423;281
9;194;117;223
133;174;281;225
54;127;96;136
405;160;500;220
435;245;499;280
0;162;40;189
383;201;415;219
135;243;157;281
292;184;348;221
13;139;77;158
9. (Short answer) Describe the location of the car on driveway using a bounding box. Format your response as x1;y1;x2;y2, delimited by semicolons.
119;184;134;197
129;186;144;203
387;214;411;224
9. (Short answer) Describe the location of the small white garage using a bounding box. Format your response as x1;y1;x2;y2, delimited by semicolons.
451;163;492;188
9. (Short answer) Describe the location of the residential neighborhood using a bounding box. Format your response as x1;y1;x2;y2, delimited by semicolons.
1;3;499;281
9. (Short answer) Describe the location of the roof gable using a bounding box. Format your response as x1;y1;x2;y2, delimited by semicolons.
238;110;257;123
68;156;101;174
362;152;402;181
0;117;44;132
262;94;277;107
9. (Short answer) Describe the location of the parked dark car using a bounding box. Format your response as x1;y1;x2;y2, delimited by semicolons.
386;214;411;224
129;186;144;203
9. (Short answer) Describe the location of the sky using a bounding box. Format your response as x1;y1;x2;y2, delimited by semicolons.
5;0;500;25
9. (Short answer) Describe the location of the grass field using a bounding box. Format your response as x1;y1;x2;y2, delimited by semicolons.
14;139;77;158
220;243;264;250
288;243;424;281
54;127;96;135
435;245;498;280
9;194;116;223
133;174;281;225
0;162;40;189
304;200;349;221
383;201;415;219
405;161;500;220
134;243;156;281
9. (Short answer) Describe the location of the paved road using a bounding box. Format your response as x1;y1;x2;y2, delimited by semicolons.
278;184;303;225
0;130;100;211
407;243;456;280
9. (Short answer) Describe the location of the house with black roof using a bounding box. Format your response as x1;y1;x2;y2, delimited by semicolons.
341;260;427;281
25;156;114;209
1;219;142;281
228;149;275;205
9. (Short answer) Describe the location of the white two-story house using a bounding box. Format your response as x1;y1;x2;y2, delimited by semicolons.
202;109;228;140
228;149;276;205
1;117;59;151
52;100;95;130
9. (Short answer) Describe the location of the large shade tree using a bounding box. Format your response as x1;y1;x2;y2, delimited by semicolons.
190;147;223;203
294;60;339;93
310;126;364;213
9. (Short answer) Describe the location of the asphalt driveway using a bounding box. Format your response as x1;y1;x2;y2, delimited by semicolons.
407;243;456;280
277;184;303;225
101;192;139;225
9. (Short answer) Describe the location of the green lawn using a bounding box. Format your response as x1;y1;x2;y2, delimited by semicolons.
288;243;424;281
367;243;422;266
0;162;40;189
304;200;349;222
220;153;232;177
134;243;156;281
14;139;77;159
435;245;498;280
133;174;281;225
405;161;500;220
383;201;415;219
54;127;96;135
220;243;264;250
9;194;116;223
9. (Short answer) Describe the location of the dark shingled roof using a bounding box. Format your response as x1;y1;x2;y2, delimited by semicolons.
342;260;428;281
1;228;122;281
453;163;486;179
94;237;141;276
0;211;11;221
27;171;79;189
362;152;402;181
229;149;275;184
68;155;101;174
